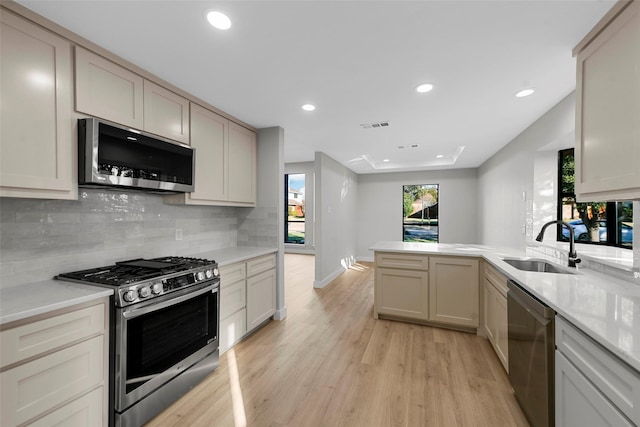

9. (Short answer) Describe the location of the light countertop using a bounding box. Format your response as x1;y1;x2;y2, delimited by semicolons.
0;246;277;327
371;241;640;373
0;280;113;326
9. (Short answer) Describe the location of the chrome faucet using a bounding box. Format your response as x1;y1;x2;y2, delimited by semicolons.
535;220;582;268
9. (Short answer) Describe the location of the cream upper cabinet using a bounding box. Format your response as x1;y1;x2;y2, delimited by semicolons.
165;104;259;207
228;122;257;204
574;0;640;201
75;46;144;129
184;103;228;203
0;11;75;200
76;48;190;143
428;257;479;328
143;80;189;144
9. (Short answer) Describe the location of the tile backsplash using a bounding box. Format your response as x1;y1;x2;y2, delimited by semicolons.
0;189;243;288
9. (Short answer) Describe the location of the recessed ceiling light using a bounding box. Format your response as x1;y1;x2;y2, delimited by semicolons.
515;88;535;98
416;83;434;93
383;159;390;162
436;154;444;159
206;11;231;30
302;104;316;112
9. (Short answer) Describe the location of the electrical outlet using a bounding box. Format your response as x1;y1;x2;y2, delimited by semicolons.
175;229;183;241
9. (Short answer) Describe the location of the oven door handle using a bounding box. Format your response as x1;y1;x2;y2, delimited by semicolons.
122;283;218;319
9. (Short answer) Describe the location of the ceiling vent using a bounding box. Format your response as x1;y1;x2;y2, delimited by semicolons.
360;121;390;129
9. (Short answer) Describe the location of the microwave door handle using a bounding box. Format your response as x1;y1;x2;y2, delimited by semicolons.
122;284;218;319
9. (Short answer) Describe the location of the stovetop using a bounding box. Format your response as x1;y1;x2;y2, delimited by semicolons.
56;256;219;307
57;257;215;286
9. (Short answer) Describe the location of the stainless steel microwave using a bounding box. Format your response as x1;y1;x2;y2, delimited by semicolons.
78;118;195;193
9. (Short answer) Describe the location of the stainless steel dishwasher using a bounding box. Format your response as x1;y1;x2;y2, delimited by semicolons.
507;280;555;427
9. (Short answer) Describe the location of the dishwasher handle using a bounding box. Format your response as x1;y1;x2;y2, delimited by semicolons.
507;280;555;321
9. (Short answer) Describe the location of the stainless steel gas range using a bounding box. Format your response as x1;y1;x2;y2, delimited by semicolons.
56;257;220;427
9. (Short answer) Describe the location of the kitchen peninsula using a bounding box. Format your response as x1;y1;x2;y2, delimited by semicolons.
371;241;640;425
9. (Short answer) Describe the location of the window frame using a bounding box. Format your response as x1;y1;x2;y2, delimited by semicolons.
402;184;439;243
557;148;632;249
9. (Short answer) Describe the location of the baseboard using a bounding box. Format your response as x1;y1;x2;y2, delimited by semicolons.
357;255;374;263
313;267;345;289
274;306;287;320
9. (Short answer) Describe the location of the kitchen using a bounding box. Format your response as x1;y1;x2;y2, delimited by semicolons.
1;0;639;426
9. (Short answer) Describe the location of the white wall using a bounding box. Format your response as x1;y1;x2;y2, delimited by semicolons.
314;152;358;287
284;161;315;254
478;92;575;249
356;168;479;261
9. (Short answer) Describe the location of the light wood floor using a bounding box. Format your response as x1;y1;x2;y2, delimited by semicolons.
147;254;529;427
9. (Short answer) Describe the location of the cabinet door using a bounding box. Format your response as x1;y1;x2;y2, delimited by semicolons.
484;278;508;372
375;267;429;320
28;386;105;427
0;336;104;427
0;11;74;199
247;268;276;331
220;308;246;354
228;122;256;204
575;1;640;201
75;46;144;128
429;257;479;327
143;80;189;143
556;352;634;427
188;103;228;203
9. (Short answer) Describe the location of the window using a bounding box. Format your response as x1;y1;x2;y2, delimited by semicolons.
558;148;632;249
403;184;439;242
285;173;305;244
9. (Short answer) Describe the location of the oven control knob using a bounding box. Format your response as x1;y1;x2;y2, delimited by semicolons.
151;283;163;295
123;289;136;303
196;271;205;281
138;287;151;298
205;269;213;279
213;268;219;277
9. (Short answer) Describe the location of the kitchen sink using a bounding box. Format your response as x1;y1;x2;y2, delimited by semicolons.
501;258;578;275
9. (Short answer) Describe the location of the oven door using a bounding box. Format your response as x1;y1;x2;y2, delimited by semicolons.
114;281;219;412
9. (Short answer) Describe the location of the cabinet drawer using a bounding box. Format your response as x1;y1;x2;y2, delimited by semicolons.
29;386;104;427
484;262;508;297
246;254;276;277
556;316;640;424
375;252;429;271
1;303;105;368
220;308;246;354
220;279;246;319
556;352;634;427
1;335;104;427
220;263;246;286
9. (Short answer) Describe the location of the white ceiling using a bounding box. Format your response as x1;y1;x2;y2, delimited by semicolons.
16;0;616;174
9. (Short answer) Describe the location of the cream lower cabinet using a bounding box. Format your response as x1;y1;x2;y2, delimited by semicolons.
374;252;429;321
574;1;640;201
219;262;247;353
0;298;109;427
219;254;276;352
0;10;75;200
555;316;639;426
246;255;277;331
483;263;509;372
428;257;479;328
